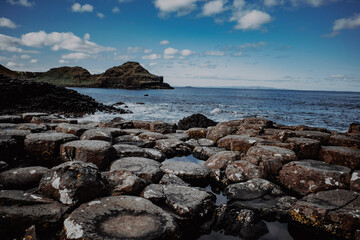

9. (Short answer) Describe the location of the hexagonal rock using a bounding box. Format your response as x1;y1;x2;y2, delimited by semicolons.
243;118;274;127
165;132;189;141
122;128;146;136
132;120;151;130
186;138;214;148
0;115;22;123
350;171;360;192
16;123;48;133
61;196;179;240
160;161;211;186
138;131;167;141
110;157;164;182
159;174;190;186
60;140;116;170
30;115;63;124
24;132;78;163
38;161;106;206
279;160;351;195
205;151;241;181
319;146;360;170
225;160;266;183
192;146;223;160
150;121;176;134
348;123;360;134
246;145;297;164
155;138;191;158
55;123;91;137
114;135;154;148
206;125;234;143
293;131;331;145
290;189;360;239
235;123;266;137
186;128;208;140
285;137;321;159
0;190;68;236
102;169;147;196
0;166;48;189
80;128;125;142
113;144;166;162
329;134;360;149
217;135;264;153
21;113;48;123
0;129;31;144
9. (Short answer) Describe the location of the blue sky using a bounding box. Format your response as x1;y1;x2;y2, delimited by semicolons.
0;0;359;91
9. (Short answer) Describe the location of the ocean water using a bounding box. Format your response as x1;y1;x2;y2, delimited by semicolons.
71;87;360;132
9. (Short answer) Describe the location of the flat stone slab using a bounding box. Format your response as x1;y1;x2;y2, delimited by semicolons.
150;121;176;134
102;170;147;196
39;161;105;206
206;125;234;142
293;130;331;145
225;160;266;183
285;137;321;159
186;128;208;139
159;174;190;186
132;120;151;130
0;166;48;190
21;113;48;123
186;138;215;148
61;196;179;240
60;140;116;170
217;135;264;153
280;160;351;195
160;161;211;186
329;134;360;149
114;135;154;148
319;146;360;170
113;144;165;162
16;123;48;133
192;146;223;160
55;123;92;136
155;138;191;158
24;132;78;163
110;157;164;182
138;132;167;141
0;115;22;123
204;151;241;182
80;128;125;142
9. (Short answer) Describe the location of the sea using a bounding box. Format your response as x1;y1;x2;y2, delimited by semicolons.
71;87;360;132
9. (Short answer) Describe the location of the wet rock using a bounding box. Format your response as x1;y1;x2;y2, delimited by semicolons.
242;118;274;128
348;123;360;134
186;138;214;148
102;169;147;196
140;184;166;202
177;114;217;130
236;123;266;137
329;134;360;149
285;137;321;159
186;128;208;139
38;161;106;206
113;144;166;162
122;128;146;136
225;160;266;183
150;121;176;134
80;128;125;142
30;115;62;124
24;132;78;164
138;131;167;141
257;139;293;150
192;146;223;160
290;189;360;239
16;123;47;133
279;160;351;195
217;135;263;153
159;174;190;186
204;151;241;182
55;123;91;137
0;166;48;189
0;129;31;146
22;225;38;240
60;140;116;170
110;157;164;182
0;115;22;123
206;125;234;143
319;146;360;170
165;132;189;141
21;113;48;123
293;131;331;145
0;190;68;237
160;161;211;186
155;138;191;157
61;196;179;240
350;171;360;192
107;119;134;129
132;120;151;130
114;135;154;148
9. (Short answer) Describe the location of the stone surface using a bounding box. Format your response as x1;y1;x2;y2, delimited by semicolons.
350;170;360;192
16;123;47;133
225;160;266;183
185;138;214;148
348;123;360;134
217;135;263;153
80;128;125;142
159;174;190;186
113;144;166;161
160;161;211;186
61;196;179;240
138;131;167;141
319;146;360;170
177;114;217;130
206;125;234;143
0;166;48;189
114;135;154;148
155;138;191;158
0;115;22;123
110;157;164;182
60;140;116;170
186;128;208;140
192;146;223;160
21;113;48;123
150;121;176;134
280;160;351;195
0;135;18;163
293;131;331;145
38;161;106;206
204;151;241;181
24;132;78;164
329;134;360;149
285;137;321;159
132;120;151;130
55;123;91;136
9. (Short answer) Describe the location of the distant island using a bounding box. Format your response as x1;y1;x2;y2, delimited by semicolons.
0;62;173;90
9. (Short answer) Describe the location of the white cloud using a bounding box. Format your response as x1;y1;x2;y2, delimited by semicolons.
234;10;272;30
61;52;91;60
202;0;227;16
0;34;32;53
7;0;33;7
233;52;243;56
118;0;133;2
180;49;193;56
30;59;38;63
142;53;162;60
113;54;135;61
149;62;158;67
0;17;18;29
290;0;339;7
71;3;94;13
20;54;31;59
112;7;120;13
97;13;105;19
160;40;170;45
238;41;268;49
264;0;283;7
59;59;69;64
154;0;199;16
164;47;179;55
6;61;23;68
84;33;90;40
204;50;225;56
144;49;152;53
333;13;360;32
127;46;141;53
164;55;175;59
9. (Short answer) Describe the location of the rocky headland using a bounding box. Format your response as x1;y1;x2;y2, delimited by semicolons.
0;113;359;240
0;62;173;89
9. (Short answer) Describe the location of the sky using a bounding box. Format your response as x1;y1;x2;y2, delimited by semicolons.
0;0;360;91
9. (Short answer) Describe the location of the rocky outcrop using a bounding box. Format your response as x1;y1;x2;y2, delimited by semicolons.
178;114;217;130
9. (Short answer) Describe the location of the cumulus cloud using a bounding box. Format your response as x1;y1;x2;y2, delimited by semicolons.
20;54;31;59
160;40;170;45
97;13;105;19
234;10;272;30
202;0;228;16
237;41;268;49
142;53;162;60
127;46;141;53
333;13;360;32
180;49;193;56
61;52;91;60
0;17;18;29
71;3;94;13
6;61;23;68
149;62;158;67
59;59;69;64
154;0;200;16
204;50;225;56
84;33;90;40
30;59;38;63
112;7;120;13
264;0;284;7
144;49;152;53
290;0;340;7
164;47;179;55
7;0;33;7
0;34;34;53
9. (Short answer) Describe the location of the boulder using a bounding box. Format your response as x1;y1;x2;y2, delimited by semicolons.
279;160;351;195
192;146;223;160
185;138;214;148
113;144;166;162
132;120;151;130
106;119;134;129
30;115;63;124
285;137;321;159
160;161;211;186
55;123;91;137
293;131;331;145
150;121;176;134
319;146;360;170
21;113;48;123
155;138;191;158
60;140;116;170
24;132;78;164
348;123;360;134
186;128;208;139
206;125;234;143
0;123;17;129
0;166;48;189
102;170;147;196
329;134;360;149
159;174;190;186
217;135;263;153
350;171;360;192
38;161;106;206
16;123;47;133
177;114;216;130
80;128;125;142
61;196;179;240
110;157;164;183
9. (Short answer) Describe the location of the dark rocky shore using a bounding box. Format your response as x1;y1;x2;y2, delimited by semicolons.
0;113;359;240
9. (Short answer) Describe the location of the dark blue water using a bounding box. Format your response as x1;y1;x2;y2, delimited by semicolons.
71;87;360;132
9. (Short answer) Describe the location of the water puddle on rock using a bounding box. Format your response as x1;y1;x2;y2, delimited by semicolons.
162;154;205;165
